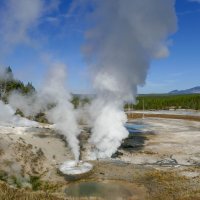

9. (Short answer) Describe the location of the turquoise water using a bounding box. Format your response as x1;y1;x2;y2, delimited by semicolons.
125;123;148;133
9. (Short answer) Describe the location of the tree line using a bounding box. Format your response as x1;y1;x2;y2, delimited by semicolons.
0;66;35;102
1;67;199;111
125;94;200;111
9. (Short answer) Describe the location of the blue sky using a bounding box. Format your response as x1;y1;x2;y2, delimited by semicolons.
0;0;199;94
139;0;200;93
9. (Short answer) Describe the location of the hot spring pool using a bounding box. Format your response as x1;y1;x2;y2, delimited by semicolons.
59;160;93;180
65;181;145;199
125;123;149;133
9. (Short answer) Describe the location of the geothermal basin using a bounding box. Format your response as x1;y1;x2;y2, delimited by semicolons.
0;117;199;199
59;160;93;180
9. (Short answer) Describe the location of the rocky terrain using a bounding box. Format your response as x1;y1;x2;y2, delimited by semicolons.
0;116;199;199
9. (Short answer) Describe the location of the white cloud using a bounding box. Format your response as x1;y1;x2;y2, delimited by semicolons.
0;0;44;49
0;0;60;53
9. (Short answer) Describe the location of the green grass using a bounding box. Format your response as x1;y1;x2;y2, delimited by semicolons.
29;176;42;191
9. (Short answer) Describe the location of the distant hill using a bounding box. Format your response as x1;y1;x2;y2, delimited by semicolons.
169;86;200;94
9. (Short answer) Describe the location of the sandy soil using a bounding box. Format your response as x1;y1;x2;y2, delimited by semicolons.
121;118;200;168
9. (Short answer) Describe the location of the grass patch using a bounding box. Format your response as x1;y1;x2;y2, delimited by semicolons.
0;170;8;182
29;176;42;191
137;170;200;200
0;181;64;200
11;176;22;189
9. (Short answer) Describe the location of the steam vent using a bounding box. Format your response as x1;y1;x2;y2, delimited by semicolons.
59;160;93;180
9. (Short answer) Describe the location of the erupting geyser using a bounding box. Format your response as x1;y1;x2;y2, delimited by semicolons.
0;0;178;174
75;0;177;159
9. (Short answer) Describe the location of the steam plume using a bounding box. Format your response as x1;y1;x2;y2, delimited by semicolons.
9;63;80;161
0;1;79;162
81;0;177;158
44;64;80;162
0;100;38;127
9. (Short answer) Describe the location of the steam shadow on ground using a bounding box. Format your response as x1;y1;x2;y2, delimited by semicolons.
120;132;154;152
118;123;155;154
112;130;155;158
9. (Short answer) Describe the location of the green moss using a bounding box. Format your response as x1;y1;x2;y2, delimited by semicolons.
29;176;41;191
10;176;22;189
0;170;8;181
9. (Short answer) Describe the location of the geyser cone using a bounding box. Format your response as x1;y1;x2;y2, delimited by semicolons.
59;160;93;181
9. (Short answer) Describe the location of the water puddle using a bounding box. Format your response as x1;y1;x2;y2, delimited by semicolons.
125;124;149;133
122;123;154;151
65;180;145;200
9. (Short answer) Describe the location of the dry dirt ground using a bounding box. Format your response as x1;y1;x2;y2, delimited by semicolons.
127;112;200;122
0;115;199;199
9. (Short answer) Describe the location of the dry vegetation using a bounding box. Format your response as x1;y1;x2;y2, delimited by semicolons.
0;180;105;200
0;158;200;199
127;113;200;122
136;169;200;200
0;181;64;200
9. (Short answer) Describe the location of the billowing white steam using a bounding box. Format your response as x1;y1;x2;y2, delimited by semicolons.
0;67;37;127
43;64;80;162
82;0;177;159
9;64;80;161
0;100;38;127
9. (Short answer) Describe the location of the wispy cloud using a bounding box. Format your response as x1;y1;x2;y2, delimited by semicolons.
0;0;61;55
177;9;200;16
0;0;44;51
188;0;200;3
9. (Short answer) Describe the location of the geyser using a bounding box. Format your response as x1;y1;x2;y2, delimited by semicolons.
1;0;178;167
77;0;177;159
8;63;81;162
59;160;93;180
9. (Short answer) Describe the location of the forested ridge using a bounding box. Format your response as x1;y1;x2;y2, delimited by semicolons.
1;67;199;111
125;94;200;110
0;67;35;101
